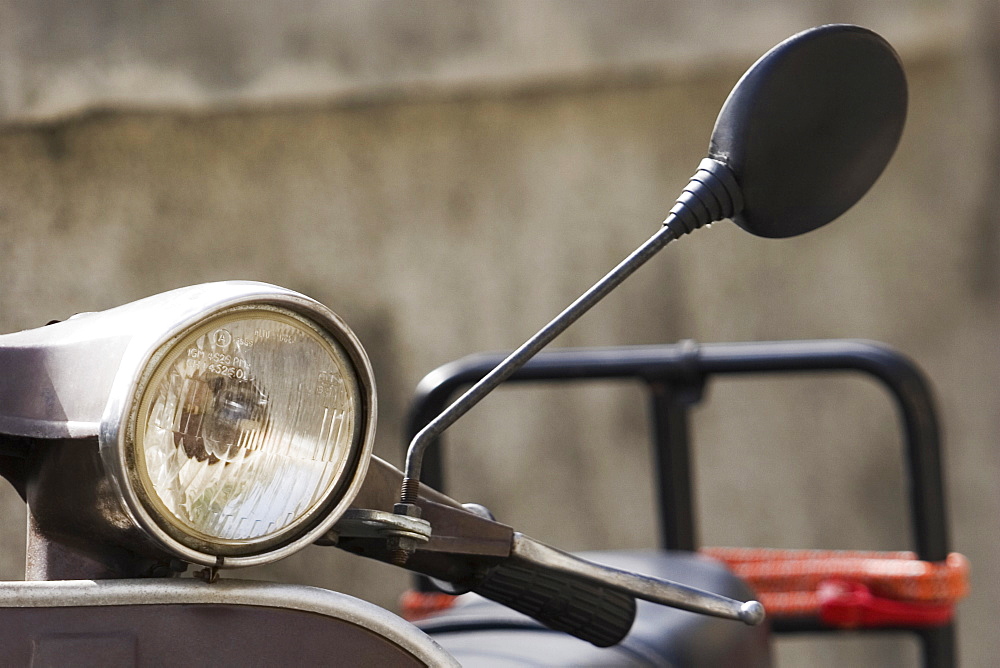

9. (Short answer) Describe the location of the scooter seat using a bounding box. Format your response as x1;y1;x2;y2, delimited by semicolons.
417;550;771;667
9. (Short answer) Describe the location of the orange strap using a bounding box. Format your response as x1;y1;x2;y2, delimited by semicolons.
400;590;458;621
701;547;969;619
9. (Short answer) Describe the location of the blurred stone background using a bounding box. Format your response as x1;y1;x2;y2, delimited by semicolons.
0;1;996;665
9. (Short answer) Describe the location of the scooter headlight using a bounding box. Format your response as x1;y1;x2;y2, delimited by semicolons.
87;284;378;568
128;305;363;559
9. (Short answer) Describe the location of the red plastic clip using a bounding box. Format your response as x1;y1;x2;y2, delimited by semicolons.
818;580;954;629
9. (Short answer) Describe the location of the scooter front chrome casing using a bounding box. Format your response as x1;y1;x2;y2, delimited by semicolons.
0;281;378;569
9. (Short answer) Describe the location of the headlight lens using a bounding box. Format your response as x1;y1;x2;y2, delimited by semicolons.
129;305;364;555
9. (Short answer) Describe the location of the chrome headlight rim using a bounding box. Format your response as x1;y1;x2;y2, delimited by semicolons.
99;284;376;568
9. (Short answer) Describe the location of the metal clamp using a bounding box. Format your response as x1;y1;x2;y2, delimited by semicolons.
330;508;432;566
331;508;432;542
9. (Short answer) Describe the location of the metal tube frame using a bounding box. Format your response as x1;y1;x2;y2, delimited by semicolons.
405;339;954;667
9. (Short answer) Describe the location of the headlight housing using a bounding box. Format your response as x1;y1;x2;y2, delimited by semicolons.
98;283;377;568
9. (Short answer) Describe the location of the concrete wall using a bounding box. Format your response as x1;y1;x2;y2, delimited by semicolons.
0;1;995;665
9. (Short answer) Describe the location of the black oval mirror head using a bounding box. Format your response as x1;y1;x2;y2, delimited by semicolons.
709;24;907;238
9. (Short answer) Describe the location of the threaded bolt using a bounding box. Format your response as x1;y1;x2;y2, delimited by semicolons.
388;537;414;567
400;476;421;505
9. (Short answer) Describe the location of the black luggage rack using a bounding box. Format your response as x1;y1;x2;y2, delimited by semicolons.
405;339;955;668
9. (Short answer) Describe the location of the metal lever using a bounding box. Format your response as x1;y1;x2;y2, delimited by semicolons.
509;533;765;626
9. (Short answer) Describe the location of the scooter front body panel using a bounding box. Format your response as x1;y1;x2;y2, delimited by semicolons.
0;578;458;667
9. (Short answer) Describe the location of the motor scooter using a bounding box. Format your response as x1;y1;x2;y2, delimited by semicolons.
0;24;967;667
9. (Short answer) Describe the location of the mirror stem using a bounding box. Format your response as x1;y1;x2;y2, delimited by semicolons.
400;159;743;504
